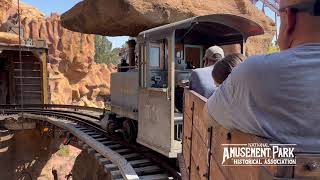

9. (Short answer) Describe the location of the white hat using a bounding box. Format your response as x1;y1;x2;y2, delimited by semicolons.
205;46;225;59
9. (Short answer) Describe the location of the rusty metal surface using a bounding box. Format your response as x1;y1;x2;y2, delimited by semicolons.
137;88;181;158
138;14;264;43
110;71;139;114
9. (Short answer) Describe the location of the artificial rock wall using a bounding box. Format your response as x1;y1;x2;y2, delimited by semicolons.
61;0;276;55
0;0;116;108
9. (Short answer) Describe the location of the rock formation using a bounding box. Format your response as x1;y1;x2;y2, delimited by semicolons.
0;31;19;44
0;0;276;108
0;0;11;23
61;0;276;55
0;0;19;44
0;127;82;179
0;0;117;108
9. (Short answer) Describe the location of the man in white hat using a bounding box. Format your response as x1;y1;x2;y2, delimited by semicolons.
189;46;224;98
207;0;320;151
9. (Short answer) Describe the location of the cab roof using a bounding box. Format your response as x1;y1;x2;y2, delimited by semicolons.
138;14;264;45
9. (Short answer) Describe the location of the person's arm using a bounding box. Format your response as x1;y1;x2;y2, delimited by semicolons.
189;70;207;97
206;54;268;132
206;73;236;129
206;55;259;129
189;71;198;90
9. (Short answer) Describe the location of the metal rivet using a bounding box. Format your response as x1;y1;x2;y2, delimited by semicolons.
305;161;319;171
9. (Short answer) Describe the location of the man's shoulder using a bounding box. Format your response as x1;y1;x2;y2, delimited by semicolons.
190;66;216;97
244;51;287;65
192;66;213;71
190;67;213;82
190;66;213;82
191;66;213;75
229;51;291;85
237;50;292;74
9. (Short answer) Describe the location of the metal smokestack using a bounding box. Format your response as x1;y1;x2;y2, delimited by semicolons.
127;39;137;67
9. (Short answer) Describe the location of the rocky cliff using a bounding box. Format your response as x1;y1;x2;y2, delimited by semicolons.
61;0;276;55
0;0;10;23
0;0;116;108
0;0;19;43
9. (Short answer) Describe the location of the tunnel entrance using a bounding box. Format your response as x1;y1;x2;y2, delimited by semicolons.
0;44;49;105
1;51;43;104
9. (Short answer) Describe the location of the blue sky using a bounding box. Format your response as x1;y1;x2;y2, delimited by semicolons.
22;0;81;15
22;0;278;48
256;1;281;39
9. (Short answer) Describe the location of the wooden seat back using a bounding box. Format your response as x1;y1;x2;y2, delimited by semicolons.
181;89;320;180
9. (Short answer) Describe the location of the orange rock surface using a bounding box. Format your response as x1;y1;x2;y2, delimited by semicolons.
0;1;116;108
61;0;276;55
0;31;19;44
0;0;276;108
0;0;11;23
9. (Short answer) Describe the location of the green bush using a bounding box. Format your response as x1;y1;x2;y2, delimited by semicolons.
267;42;280;54
57;145;70;157
94;36;123;65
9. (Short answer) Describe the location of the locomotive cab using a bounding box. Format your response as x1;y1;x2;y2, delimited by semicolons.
109;14;264;158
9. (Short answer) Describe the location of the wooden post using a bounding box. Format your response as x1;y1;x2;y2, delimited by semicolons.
34;50;48;104
41;51;48;104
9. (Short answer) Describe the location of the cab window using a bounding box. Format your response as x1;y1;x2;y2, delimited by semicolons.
142;41;168;89
149;46;160;68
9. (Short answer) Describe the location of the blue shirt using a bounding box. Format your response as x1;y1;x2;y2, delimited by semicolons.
207;43;320;152
189;66;217;98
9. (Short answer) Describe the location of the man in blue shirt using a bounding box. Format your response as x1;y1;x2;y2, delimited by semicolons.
189;46;224;98
207;0;320;151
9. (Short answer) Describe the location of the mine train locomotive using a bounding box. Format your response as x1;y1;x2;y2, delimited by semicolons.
104;14;264;158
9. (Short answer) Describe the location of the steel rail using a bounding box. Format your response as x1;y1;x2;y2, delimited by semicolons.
5;108;102;121
1;108;180;180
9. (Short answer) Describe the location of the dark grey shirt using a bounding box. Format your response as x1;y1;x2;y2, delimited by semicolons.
207;43;320;152
189;66;217;98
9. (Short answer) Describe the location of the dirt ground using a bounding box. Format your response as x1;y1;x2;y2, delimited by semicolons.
39;145;81;180
0;128;82;180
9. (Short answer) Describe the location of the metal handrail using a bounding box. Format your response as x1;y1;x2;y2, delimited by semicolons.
251;0;280;39
252;0;279;14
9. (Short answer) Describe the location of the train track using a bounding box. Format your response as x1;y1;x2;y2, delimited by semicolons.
0;106;180;180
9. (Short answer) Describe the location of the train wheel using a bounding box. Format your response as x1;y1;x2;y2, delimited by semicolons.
122;119;137;143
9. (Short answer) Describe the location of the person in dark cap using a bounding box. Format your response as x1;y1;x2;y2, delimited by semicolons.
189;46;224;98
207;0;320;151
118;58;129;72
212;53;246;86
